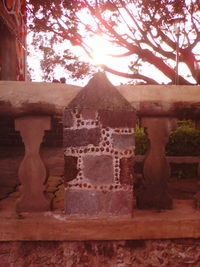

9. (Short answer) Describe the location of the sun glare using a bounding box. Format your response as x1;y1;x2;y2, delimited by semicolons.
89;35;115;66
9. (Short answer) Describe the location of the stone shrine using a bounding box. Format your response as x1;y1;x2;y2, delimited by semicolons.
63;72;136;217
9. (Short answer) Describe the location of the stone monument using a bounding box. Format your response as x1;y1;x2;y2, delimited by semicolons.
63;72;136;217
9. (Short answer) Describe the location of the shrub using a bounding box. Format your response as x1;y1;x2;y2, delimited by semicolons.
135;121;200;178
135;121;200;156
166;122;200;156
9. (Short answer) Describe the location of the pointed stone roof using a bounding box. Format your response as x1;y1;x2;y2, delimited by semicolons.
67;72;134;111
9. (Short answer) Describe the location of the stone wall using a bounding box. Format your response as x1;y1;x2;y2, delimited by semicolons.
63;73;136;216
63;108;135;217
0;239;200;266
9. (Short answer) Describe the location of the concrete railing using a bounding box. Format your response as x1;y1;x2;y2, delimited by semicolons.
1;78;200;212
136;155;200;177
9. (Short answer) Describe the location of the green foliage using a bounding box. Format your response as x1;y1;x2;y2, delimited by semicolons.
27;0;95;81
135;121;200;156
134;124;149;155
176;120;195;128
135;121;200;178
166;121;200;156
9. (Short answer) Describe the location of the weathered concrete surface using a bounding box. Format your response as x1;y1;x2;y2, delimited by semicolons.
0;81;81;116
1;200;200;241
1;81;200;118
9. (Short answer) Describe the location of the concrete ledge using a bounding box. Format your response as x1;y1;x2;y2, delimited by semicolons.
1;200;200;241
1;81;200;118
136;155;200;164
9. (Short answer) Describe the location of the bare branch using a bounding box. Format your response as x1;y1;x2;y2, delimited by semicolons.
101;64;159;84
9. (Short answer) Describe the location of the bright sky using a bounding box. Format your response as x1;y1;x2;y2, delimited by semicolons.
27;30;199;86
27;33;171;86
27;2;199;86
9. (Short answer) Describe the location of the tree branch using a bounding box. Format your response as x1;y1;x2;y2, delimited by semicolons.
101;64;159;84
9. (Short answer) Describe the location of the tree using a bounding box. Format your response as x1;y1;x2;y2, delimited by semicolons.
27;0;200;84
27;0;95;81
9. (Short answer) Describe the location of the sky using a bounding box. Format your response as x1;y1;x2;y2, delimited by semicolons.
26;1;199;87
27;33;171;86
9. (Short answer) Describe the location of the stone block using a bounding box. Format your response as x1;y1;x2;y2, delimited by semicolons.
120;157;135;185
81;109;97;120
65;189;100;216
83;155;114;185
63;128;101;147
64;156;79;183
63;109;74;127
106;190;133;216
112;134;134;150
99;110;136;128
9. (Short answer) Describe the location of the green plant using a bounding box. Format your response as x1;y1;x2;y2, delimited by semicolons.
135;124;149;155
135;120;200;156
176;119;195;128
166;122;200;156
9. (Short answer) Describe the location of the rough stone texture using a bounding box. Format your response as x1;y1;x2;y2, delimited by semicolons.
65;189;100;216
63;128;101;147
120;157;135;185
83;155;114;185
81;109;97;120
63;109;74;127
67;72;135;112
107;190;133;216
65;189;133;216
64;156;78;183
1;239;200;266
112;134;135;150
99;110;136;128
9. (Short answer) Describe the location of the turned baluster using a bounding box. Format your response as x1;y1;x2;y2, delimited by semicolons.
137;117;173;210
15;116;51;212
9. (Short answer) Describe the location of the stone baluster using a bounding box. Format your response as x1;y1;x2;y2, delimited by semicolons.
137;117;173;210
15;116;51;212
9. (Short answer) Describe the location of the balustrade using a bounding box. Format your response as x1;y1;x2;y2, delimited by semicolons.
15;116;51;212
137;117;173;209
0;79;200;214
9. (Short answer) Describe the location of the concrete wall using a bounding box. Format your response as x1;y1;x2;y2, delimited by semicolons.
0;81;200;118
